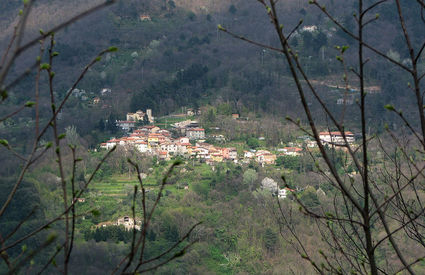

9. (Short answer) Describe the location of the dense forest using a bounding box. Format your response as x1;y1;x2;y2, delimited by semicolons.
1;0;425;274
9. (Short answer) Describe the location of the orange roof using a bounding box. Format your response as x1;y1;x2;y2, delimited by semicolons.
284;147;303;152
187;128;204;131
135;141;147;144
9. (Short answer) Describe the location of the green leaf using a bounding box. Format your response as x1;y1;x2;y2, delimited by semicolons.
217;24;225;31
0;139;9;147
52;51;59;57
21;244;27;252
25;101;36;107
55;147;60;154
40;63;51;70
266;6;271;14
341;45;349;53
58;133;66;140
45;142;53;149
95;56;102;62
46;233;57;242
384;104;395;111
108;46;118;52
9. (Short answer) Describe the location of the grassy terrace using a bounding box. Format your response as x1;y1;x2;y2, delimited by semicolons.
154;114;195;129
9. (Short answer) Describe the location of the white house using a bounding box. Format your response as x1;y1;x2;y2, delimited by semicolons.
302;25;318;32
278;188;295;199
105;138;119;149
186;128;205;140
228;148;238;160
116;121;136;131
319;131;355;145
116;216;140;231
193;147;209;158
282;147;303;156
179;137;190;144
244;150;255;159
336;98;354;105
100;88;111;96
134;141;148;153
161;142;178;154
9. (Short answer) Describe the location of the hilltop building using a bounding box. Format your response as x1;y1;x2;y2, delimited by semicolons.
126;109;154;123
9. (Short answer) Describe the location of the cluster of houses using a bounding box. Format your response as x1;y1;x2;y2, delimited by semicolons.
100;124;293;165
100;125;240;164
243;150;277;165
101;120;356;165
97;216;141;231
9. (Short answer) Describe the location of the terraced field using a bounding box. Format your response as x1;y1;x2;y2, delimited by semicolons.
90;176;136;198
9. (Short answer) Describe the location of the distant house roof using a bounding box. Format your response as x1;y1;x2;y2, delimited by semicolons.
284;147;303;152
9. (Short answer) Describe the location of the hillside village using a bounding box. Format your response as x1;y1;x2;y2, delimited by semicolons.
100;110;357;166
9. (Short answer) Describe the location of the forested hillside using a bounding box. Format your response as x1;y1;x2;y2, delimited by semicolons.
1;0;423;148
1;0;425;274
